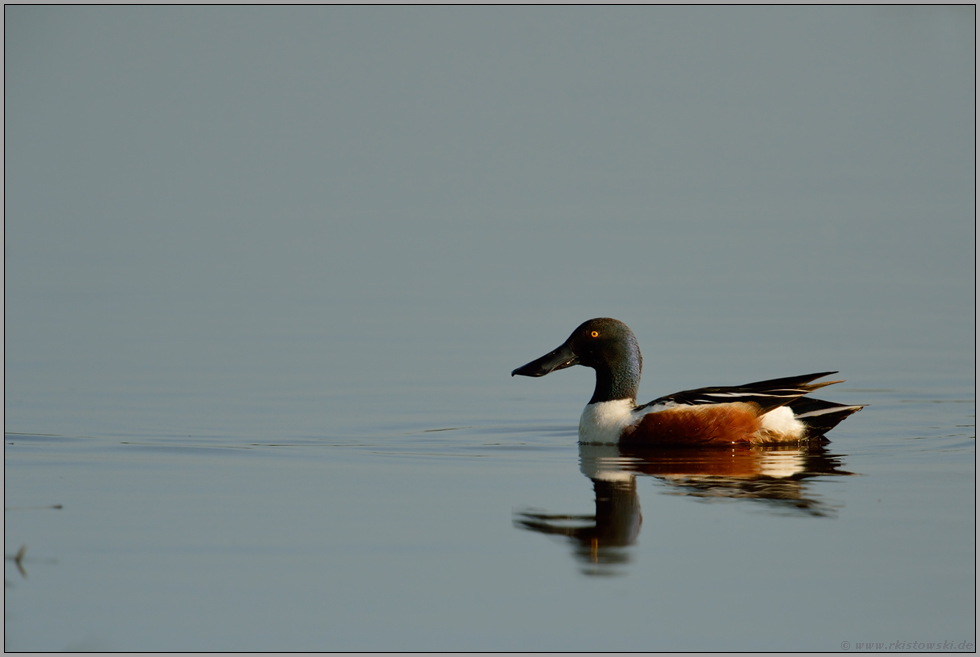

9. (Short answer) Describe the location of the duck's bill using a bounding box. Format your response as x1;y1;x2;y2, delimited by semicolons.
511;342;579;377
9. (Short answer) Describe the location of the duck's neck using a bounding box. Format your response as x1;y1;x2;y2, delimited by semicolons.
589;353;642;405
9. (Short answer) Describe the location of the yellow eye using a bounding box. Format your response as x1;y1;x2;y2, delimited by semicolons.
590;330;599;338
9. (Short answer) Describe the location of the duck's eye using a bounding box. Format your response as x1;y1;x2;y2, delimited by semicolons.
590;330;599;338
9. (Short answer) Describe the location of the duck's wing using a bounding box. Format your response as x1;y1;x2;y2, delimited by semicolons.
639;371;844;416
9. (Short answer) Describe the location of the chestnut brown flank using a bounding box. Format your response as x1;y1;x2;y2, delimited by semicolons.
620;403;763;445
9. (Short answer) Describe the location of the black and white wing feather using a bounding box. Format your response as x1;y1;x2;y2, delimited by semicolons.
639;371;844;415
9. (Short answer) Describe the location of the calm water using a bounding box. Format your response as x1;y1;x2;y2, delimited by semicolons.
5;6;976;652
5;338;974;651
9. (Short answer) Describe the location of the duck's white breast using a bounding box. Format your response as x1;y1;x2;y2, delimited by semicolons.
578;399;636;444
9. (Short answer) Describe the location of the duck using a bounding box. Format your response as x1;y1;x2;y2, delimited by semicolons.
512;318;864;446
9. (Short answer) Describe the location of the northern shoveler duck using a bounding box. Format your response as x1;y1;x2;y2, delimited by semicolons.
512;318;865;446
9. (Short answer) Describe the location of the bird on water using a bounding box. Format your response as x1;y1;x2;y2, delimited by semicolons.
512;318;864;446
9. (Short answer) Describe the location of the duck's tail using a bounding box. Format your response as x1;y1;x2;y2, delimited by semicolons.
788;396;866;437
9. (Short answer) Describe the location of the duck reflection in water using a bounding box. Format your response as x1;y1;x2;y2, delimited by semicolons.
513;441;853;576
